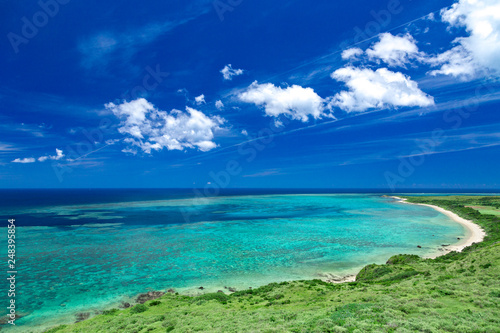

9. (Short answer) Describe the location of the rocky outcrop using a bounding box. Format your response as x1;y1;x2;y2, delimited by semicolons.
120;302;131;308
75;312;90;322
136;291;165;304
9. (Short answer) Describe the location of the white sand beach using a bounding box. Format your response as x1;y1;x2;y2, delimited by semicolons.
391;196;486;259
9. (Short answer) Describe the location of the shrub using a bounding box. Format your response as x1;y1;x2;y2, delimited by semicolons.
437;274;455;281
130;304;148;314
356;264;393;282
194;292;230;304
385;269;420;282
232;289;253;297
162;320;176;332
386;254;421;265
303;279;331;287
102;308;119;315
331;303;371;326
253;283;279;295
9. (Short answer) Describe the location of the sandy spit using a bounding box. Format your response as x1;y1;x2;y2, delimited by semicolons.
390;196;486;259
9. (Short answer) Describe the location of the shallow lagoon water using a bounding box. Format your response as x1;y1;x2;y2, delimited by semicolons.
0;193;467;331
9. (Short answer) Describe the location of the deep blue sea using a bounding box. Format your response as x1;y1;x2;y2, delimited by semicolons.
0;189;474;332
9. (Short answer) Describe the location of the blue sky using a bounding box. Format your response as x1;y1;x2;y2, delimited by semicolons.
1;0;500;189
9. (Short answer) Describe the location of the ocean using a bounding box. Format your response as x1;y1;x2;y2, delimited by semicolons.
0;189;469;331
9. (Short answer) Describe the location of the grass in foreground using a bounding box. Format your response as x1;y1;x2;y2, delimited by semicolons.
43;196;500;333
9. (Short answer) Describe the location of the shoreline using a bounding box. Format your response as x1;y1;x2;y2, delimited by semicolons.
389;196;486;259
17;195;488;332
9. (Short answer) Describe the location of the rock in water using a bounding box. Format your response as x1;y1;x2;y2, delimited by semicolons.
75;312;90;322
136;291;165;304
120;302;131;308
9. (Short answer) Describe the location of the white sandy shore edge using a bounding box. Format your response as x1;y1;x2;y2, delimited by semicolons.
319;273;357;284
320;196;487;283
390;196;486;259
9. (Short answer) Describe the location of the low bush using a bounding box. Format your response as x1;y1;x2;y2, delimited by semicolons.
193;292;230;305
130;304;148;314
356;264;393;282
386;254;421;265
102;308;119;315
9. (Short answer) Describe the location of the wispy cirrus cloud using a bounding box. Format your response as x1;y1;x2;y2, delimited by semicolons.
78;22;179;72
243;169;282;178
0;143;20;154
78;2;211;74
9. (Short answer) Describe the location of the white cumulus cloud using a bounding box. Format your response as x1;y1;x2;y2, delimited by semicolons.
106;98;225;154
38;149;65;162
330;67;435;112
195;94;206;105
341;48;364;60
238;81;330;122
12;157;35;163
12;149;65;164
431;0;500;79
366;33;421;67
221;64;244;80
428;45;478;79
215;100;224;110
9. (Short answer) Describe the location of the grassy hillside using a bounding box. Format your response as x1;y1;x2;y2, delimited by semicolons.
44;196;500;333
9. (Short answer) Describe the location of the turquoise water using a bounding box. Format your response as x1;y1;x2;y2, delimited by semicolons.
1;193;467;331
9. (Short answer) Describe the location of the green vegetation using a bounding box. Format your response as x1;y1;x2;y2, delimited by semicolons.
43;196;500;332
129;304;148;314
467;206;500;217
